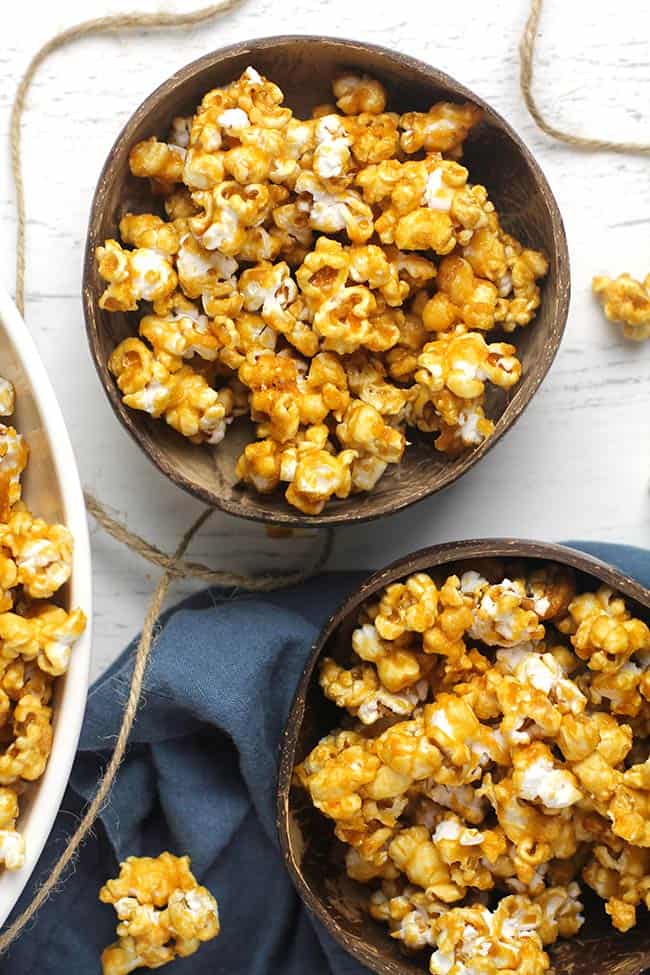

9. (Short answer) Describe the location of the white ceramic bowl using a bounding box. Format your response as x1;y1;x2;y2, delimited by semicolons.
0;287;92;924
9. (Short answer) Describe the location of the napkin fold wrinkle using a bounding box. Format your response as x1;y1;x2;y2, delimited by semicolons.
1;544;646;974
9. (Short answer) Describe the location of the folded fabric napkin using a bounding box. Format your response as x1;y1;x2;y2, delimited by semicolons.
2;543;648;975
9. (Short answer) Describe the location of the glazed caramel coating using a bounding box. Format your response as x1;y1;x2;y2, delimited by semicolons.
100;853;220;974
96;65;548;513
295;563;650;974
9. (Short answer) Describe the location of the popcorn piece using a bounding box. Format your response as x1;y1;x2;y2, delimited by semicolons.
0;786;24;870
495;644;586;715
572;611;650;674
27;603;87;677
352;623;430;692
423;693;507;786
100;853;219;975
372;573;439;639
119;213;180;257
557;585;628;635
429;897;550;975
294;729;382;824
109;339;231;444
214;311;277;371
333;73;387;115
109;338;176;418
511;742;583;810
318;657;427;725
420;782;488;826
295;171;374;243
497;233;549;331
96;240;177;312
399;101;483;155
593;272;650;341
369;881;445;949
416;332;522;401
312;114;352;179
0;424;28;519
469;578;545;647
284;445;357;514
422;575;474;660
239;260;318;356
423;255;500;333
524;563;576;621
175;234;240;312
375;717;442;781
0;379;15;418
313;286;401;354
344;352;412;420
0;507;73;600
139;293;221;362
345;112;400;165
164;366;232;444
336;401;405;465
583;840;649;932
0;692;53;784
129;137;185;191
388;825;465;902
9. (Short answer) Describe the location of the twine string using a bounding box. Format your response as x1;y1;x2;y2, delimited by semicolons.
4;0;334;951
519;0;650;154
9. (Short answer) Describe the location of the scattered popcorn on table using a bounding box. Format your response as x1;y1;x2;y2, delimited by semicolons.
593;271;650;341
97;66;548;513
100;853;220;975
294;559;650;974
0;375;86;872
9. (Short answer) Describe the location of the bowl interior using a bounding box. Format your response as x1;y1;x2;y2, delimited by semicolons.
84;37;569;526
278;540;650;975
0;291;92;924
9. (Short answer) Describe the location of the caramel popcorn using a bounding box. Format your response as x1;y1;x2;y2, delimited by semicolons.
0;376;86;872
295;560;650;974
100;853;220;974
593;271;650;341
96;66;547;513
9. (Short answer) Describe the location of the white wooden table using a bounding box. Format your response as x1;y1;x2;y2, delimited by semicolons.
1;0;648;679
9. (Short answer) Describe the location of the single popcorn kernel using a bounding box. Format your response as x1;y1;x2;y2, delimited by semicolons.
294;560;648;974
100;853;220;975
593;272;650;340
96;66;547;514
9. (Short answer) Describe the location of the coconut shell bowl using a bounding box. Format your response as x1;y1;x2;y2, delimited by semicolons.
277;540;650;975
83;37;570;527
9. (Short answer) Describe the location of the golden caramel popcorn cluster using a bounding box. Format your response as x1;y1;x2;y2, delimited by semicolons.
100;853;220;975
294;560;650;974
96;66;548;514
592;271;650;341
0;376;86;873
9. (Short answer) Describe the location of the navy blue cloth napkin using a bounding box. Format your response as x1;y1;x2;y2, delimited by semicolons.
2;543;648;974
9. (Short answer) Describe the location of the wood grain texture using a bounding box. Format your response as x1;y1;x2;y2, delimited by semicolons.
83;36;569;525
277;540;650;975
0;0;649;675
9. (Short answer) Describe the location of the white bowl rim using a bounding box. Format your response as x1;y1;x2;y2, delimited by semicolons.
0;287;92;926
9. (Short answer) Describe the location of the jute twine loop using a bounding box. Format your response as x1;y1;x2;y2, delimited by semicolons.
4;0;336;951
520;0;650;154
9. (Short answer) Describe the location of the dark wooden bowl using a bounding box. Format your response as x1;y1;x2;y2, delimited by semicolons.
277;540;650;975
83;37;570;526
